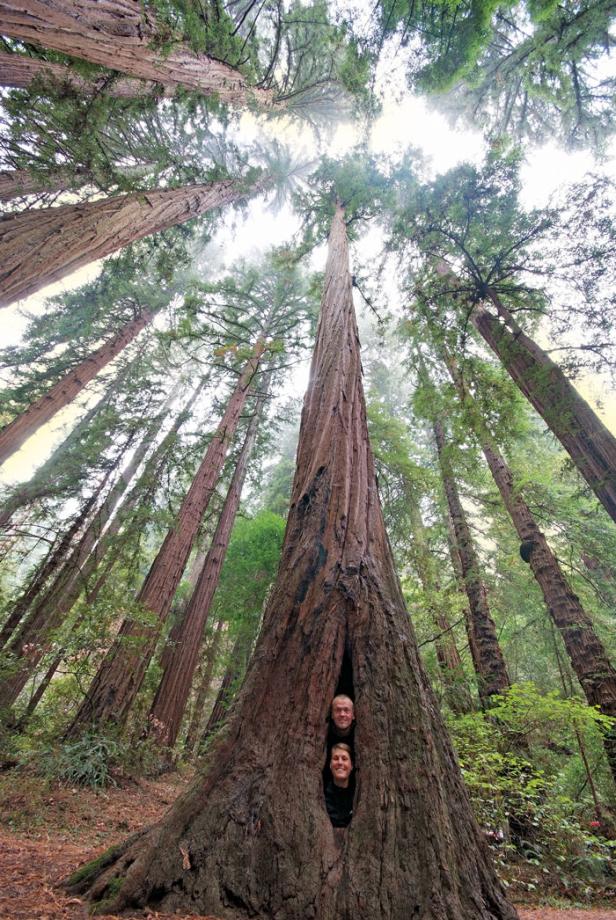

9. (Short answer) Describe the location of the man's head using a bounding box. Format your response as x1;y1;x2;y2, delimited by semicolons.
330;743;353;788
331;694;354;735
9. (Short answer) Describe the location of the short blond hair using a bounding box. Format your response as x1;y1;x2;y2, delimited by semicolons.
331;742;352;759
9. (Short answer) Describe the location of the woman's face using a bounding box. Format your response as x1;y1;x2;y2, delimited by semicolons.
330;748;353;785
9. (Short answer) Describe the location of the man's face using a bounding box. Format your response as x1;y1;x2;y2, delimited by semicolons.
331;697;354;734
330;748;353;786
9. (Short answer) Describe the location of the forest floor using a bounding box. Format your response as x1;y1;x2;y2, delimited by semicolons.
0;767;614;920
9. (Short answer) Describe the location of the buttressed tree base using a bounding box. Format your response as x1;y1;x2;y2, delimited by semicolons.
66;203;518;920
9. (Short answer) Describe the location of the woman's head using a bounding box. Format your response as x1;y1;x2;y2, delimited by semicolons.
330;742;353;787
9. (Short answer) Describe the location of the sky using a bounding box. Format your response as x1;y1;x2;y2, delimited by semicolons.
1;78;616;487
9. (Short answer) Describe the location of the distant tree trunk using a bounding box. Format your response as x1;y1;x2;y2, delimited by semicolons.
68;202;516;920
65;345;265;737
472;295;616;526
0;177;264;308
433;419;510;705
0;50;174;99
0;357;138;531
184;617;224;755
0;478;105;649
0;165;91;201
0;0;277;109
0;312;152;466
0;439;137;709
201;618;260;742
445;354;616;782
407;496;473;714
148;387;268;747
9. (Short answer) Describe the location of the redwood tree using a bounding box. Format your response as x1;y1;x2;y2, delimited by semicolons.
432;417;510;705
0;0;277;109
0;175;266;308
445;351;616;782
0;310;152;465
68;198;516;920
147;382;269;747
65;340;266;736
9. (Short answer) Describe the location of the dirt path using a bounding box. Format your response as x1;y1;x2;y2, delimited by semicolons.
0;770;613;919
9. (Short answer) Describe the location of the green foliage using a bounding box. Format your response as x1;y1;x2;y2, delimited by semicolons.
449;683;616;892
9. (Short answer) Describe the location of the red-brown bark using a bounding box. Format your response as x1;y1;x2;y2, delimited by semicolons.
0;50;174;99
0;178;260;308
433;419;510;705
472;298;616;526
183;616;224;755
0;0;276;109
68;203;517;920
0;165;90;202
65;345;265;736
446;355;616;782
0;312;152;466
407;497;473;714
148;388;266;747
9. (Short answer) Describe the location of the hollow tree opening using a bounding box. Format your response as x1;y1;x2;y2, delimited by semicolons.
67;199;518;920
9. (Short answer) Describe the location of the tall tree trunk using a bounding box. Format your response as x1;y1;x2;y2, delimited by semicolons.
0;357;136;531
184;617;224;755
472;295;616;525
407;497;473;714
65;345;265;736
433;419;510;705
446;353;616;782
0;438;138;709
2;382;207;713
0;312;152;466
0;0;276;109
0;50;174;99
0;477;106;649
68;203;516;920
0;177;264;308
148;386;268;747
0;165;91;201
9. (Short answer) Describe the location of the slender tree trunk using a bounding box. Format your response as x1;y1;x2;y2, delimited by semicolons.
184;617;224;755
0;357;137;531
0;50;174;99
0;177;263;308
445;354;616;782
2;382;206;711
0;0;277;109
433;419;510;705
0;165;91;201
65;345;265;736
472;297;616;525
148;387;268;747
407;497;473;714
68;203;517;920
0;471;110;649
0;312;152;466
0;439;138;709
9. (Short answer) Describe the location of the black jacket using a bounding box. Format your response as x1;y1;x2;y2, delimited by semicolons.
324;778;354;828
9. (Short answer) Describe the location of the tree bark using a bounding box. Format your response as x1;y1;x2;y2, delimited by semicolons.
0;312;152;466
433;419;510;705
472;297;616;526
0;50;174;99
0;0;276;109
148;387;267;747
0;479;104;649
65;345;265;736
68;203;517;920
446;354;616;782
0;177;261;308
407;497;473;714
0;165;90;202
183;617;224;755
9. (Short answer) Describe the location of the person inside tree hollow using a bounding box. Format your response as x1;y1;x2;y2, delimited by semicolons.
324;742;355;828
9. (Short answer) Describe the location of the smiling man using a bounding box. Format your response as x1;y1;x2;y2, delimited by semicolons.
324;743;354;828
